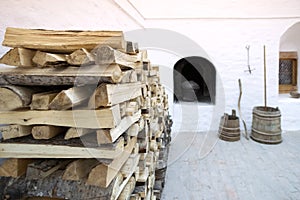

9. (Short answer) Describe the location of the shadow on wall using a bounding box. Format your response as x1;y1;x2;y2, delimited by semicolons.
174;56;216;104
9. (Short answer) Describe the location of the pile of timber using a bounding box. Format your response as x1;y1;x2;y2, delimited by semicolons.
0;27;172;200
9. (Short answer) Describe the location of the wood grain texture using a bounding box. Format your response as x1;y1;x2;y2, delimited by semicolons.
88;82;142;108
0;158;33;177
0;64;123;86
0;124;32;140
87;137;137;188
49;86;94;110
32;125;67;139
0;105;121;129
0;142;123;159
30;91;59;110
0;47;36;67
3;27;125;53
0;85;38;110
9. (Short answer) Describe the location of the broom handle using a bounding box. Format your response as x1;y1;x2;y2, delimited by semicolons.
264;45;267;109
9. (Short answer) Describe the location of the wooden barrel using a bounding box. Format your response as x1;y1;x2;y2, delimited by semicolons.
218;110;240;142
251;106;282;144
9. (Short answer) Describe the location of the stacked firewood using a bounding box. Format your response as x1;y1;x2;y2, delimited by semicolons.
0;27;172;200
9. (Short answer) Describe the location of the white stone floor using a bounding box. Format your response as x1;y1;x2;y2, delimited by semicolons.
162;131;300;200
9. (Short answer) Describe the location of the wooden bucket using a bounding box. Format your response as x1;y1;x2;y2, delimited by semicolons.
218;110;240;142
251;106;282;144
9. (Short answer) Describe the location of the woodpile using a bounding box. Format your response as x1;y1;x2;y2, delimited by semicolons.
0;27;172;200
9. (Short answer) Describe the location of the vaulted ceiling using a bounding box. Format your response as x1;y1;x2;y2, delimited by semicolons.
115;0;300;19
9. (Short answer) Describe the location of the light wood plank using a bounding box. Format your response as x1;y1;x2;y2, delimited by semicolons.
88;82;142;108
49;86;94;110
0;124;32;140
0;105;121;129
30;91;59;110
97;110;141;144
0;47;36;67
3;27;125;53
86;137;137;188
32;125;67;139
62;159;99;181
0;158;33;177
0;64;123;86
0;142;123;159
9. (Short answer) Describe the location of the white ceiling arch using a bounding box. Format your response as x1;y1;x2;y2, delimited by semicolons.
114;0;300;20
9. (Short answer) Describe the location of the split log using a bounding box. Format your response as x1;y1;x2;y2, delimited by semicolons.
32;51;67;67
0;104;121;129
32;125;67;139
3;27;125;53
126;124;140;137
118;176;136;200
0;85;39;110
88;82;142;108
95;45;141;69
125;41;139;55
120;154;140;178
0;158;33;177
0;125;32;140
0;64;123;86
26;159;71;179
0;47;36;67
96;110;141;144
62;159;99;181
87;137;137;188
120;70;138;83
64;128;94;140
66;48;94;66
30;91;59;110
49;86;94;110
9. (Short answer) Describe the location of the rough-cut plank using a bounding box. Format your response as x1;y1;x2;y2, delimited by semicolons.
88;82;142;108
0;105;121;129
30;91;59;110
0;142;123;158
26;159;71;179
0;47;36;67
0;64;123;86
3;27;125;53
0;85;39;110
95;45;140;67
0;124;32;140
32;125;67;139
48;86;94;110
118;176;136;200
66;48;95;66
64;128;94;140
62;159;99;181
87;137;137;188
32;51;67;67
0;158;33;177
97;110;141;144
